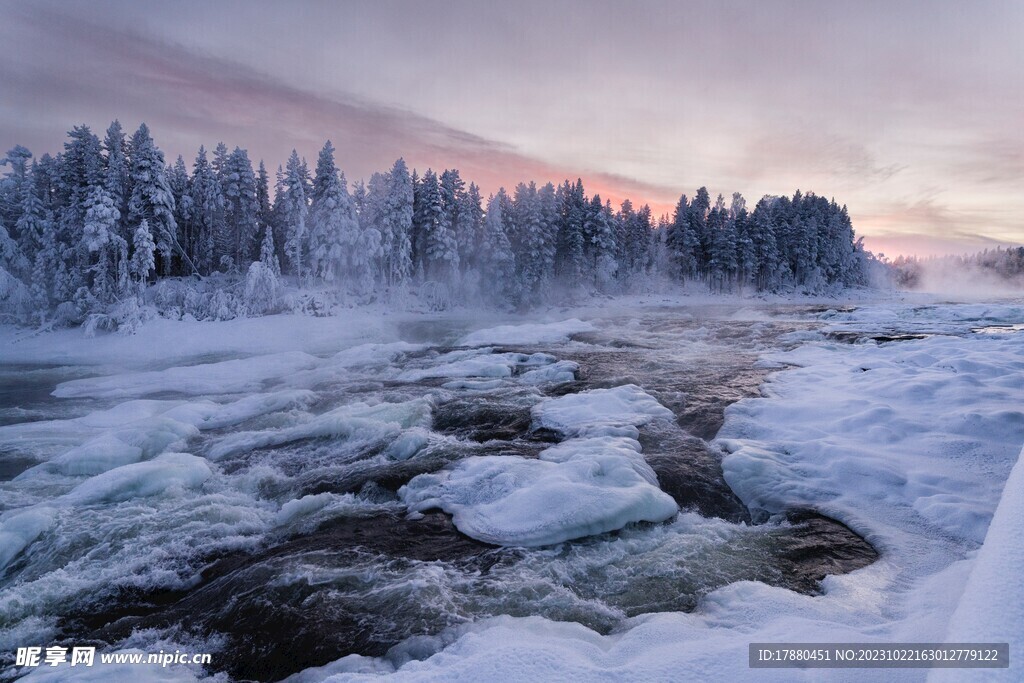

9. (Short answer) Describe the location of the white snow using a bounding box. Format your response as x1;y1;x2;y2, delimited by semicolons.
399;435;678;547
53;351;321;398
457;319;595;346
931;446;1024;683
397;350;560;382
400;385;678;546
531;384;674;436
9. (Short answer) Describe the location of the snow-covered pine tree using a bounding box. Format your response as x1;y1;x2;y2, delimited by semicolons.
128;124;189;275
0;145;32;234
186;147;222;275
258;219;280;276
706;194;737;292
0;216;33;319
439;169;465;282
414;169;458;284
511;182;543;296
584;194;617;290
536;182;559;288
479;191;517;306
456;182;484;274
280;150;309;281
381;158;414;288
221;147;258;270
130;219;156;291
82;185;122;303
666;193;695;280
554;179;586;288
688;187;711;280
102;121;131;241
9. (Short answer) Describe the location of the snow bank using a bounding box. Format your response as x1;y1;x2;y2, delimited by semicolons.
717;333;1024;545
532;384;674;436
53;351;321;398
457;319;595;346
931;446;1024;683
400;435;677;547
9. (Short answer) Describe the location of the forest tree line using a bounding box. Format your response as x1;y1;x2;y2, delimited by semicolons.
0;121;873;325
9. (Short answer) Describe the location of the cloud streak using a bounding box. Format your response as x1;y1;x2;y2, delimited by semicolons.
0;4;678;210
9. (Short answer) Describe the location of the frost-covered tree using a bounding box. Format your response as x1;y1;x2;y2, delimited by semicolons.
309;142;377;288
377;158;414;288
128;124;189;275
130;220;156;290
479;191;517;305
1;145;33;234
706;194;737;291
279;150;309;280
103;121;131;241
413;169;458;283
554;179;586;287
584;194;618;290
244;260;279;315
221;147;258;270
258;220;280;276
667;193;697;280
82;185;122;302
186;147;223;275
456;182;484;273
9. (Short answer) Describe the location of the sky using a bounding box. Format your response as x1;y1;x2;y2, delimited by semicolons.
1;0;1021;257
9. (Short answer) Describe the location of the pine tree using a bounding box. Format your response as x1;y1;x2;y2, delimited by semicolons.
103;121;131;241
413;169;457;283
221;147;258;269
82;185;123;303
456;182;484;273
280;150;309;280
555;179;586;287
380;158;414;288
1;145;33;234
479;191;517;305
130;219;156;290
583;194;617;290
187;147;223;275
128;124;189;275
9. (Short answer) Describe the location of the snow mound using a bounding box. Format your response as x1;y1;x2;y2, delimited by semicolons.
457;319;595;346
532;384;674;436
64;453;212;505
520;360;579;384
400;435;678;547
398;350;560;382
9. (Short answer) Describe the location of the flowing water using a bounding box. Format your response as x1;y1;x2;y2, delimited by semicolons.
0;304;878;681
